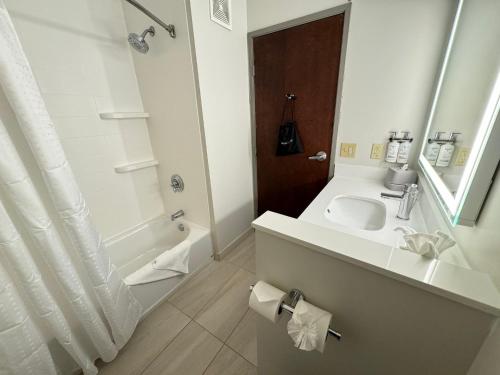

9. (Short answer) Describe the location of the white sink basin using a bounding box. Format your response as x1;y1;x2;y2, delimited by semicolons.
324;195;386;231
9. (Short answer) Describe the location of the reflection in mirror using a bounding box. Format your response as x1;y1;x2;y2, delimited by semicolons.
419;0;500;225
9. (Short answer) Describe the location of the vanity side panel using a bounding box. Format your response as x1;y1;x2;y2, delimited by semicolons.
255;230;494;375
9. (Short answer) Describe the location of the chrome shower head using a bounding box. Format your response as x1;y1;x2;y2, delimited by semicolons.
128;26;155;54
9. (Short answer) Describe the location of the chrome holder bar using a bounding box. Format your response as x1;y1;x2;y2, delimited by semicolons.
389;137;414;143
427;138;457;145
249;285;342;341
124;0;176;38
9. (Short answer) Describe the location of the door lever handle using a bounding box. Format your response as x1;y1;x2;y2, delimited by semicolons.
308;151;327;161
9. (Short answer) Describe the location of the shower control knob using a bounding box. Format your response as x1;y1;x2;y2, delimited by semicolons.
171;175;184;193
308;151;327;161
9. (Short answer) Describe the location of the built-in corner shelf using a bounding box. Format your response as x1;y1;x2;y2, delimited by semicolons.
114;159;159;174
99;112;150;120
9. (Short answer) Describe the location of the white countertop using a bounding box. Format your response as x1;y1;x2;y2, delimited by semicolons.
300;176;428;248
252;171;500;317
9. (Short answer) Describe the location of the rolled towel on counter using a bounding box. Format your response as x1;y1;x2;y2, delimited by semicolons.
395;227;456;259
249;281;287;323
287;300;332;353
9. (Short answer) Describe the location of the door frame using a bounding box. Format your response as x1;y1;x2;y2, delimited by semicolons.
248;4;352;218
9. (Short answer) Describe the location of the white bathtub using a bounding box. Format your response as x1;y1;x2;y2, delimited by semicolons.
104;216;213;314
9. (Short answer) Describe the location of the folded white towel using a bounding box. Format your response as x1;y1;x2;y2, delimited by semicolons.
124;240;191;285
153;239;191;273
287;300;332;353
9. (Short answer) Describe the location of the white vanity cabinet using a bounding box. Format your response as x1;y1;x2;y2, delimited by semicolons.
252;212;500;375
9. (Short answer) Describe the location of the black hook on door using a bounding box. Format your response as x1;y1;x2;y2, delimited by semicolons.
285;93;297;100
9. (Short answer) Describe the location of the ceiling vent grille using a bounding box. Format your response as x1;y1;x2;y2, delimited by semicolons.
210;0;232;30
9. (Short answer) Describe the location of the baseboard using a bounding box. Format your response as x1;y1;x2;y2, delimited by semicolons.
215;227;254;261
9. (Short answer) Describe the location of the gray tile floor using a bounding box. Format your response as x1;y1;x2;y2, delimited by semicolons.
99;232;257;375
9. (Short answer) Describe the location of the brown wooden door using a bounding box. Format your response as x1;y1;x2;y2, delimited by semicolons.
254;14;344;217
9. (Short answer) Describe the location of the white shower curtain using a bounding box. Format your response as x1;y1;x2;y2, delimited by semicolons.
0;3;142;374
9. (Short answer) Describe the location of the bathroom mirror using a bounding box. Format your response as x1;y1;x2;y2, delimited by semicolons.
419;0;500;226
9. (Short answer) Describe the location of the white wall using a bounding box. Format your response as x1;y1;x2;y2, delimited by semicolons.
5;0;164;239
247;0;349;30
122;0;212;229
189;0;254;252
248;0;455;169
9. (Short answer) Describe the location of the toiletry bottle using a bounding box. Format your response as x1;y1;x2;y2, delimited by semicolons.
385;131;400;163
396;131;412;163
436;132;460;167
424;132;444;166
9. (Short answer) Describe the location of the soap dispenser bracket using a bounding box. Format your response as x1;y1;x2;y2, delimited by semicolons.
427;131;461;145
389;134;414;143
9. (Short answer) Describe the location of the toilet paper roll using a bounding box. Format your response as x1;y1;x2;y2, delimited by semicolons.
287;300;332;353
249;281;287;323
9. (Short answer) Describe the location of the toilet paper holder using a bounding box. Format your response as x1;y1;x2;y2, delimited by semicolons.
249;285;342;341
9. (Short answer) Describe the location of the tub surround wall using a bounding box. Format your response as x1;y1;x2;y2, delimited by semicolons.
122;0;212;230
4;0;164;238
188;0;254;253
248;0;456;169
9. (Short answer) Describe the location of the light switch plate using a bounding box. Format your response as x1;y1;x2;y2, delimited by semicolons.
340;143;357;158
370;144;384;159
454;147;469;166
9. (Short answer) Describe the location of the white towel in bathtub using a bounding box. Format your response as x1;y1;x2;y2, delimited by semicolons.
124;240;191;285
153;239;191;273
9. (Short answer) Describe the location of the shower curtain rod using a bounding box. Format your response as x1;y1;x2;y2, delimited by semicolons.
124;0;176;38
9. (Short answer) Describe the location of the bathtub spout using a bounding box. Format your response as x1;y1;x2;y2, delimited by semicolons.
171;210;184;221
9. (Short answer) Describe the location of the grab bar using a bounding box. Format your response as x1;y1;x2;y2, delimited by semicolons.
249;285;342;341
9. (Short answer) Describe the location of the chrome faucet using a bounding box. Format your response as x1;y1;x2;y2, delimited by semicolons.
381;184;419;220
171;209;184;221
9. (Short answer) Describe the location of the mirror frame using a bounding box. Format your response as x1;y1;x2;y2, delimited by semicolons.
418;0;500;227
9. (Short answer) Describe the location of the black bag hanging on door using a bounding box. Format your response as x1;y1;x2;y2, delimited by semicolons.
276;94;303;156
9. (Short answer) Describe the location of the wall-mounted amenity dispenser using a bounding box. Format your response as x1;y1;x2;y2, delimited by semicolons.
424;132;445;165
385;132;400;163
396;131;412;164
435;132;460;167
